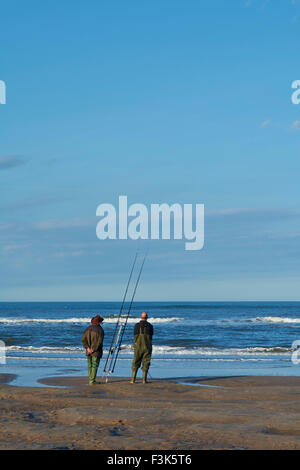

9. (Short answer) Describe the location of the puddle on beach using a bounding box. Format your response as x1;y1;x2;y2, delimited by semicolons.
14;376;69;389
176;381;224;388
52;369;81;376
6;370;70;389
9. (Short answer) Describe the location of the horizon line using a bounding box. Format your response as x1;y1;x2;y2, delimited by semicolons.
1;299;300;303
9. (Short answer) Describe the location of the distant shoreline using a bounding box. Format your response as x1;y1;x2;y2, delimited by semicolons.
2;300;300;302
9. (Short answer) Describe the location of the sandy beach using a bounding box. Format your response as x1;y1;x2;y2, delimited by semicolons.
0;374;300;450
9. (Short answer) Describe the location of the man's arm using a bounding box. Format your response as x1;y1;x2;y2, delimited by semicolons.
81;328;90;349
90;328;103;352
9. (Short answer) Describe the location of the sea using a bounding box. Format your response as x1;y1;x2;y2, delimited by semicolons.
1;301;300;387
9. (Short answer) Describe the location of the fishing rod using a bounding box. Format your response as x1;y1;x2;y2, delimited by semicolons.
109;251;148;375
104;251;148;382
103;252;138;375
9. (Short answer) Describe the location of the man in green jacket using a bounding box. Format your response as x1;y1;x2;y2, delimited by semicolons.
130;312;153;384
82;315;104;385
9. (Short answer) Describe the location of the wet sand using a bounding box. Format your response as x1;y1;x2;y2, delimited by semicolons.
1;374;300;450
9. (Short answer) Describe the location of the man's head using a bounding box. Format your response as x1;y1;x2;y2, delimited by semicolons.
141;312;148;320
91;315;104;325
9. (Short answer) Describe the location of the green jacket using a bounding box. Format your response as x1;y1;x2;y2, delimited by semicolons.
82;325;104;358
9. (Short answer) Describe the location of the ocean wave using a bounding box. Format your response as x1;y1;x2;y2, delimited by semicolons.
2;315;300;326
0;317;92;324
0;316;182;325
6;355;280;362
250;316;300;324
151;345;291;356
6;345;83;353
5;344;292;356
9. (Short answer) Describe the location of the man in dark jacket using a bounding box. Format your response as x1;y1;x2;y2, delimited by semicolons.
130;312;153;384
82;315;104;385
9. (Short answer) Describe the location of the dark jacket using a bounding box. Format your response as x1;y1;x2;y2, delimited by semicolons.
133;320;153;355
134;320;153;337
82;324;104;358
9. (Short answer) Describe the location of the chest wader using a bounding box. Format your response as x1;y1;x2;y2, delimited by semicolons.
87;355;100;385
131;327;152;384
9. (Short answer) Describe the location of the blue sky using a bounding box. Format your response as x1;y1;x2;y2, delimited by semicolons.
1;0;300;301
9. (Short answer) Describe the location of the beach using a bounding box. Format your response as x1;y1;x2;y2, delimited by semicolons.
1;374;300;450
2;301;300;450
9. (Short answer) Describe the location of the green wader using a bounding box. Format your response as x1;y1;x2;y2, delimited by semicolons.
87;356;100;384
131;332;152;383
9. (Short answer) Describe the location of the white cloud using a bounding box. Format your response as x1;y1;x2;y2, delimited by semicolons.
1;243;30;253
33;218;94;230
52;250;85;258
207;206;300;217
261;119;271;128
0;223;13;231
0;156;27;170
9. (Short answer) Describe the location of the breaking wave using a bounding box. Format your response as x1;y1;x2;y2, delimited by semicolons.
0;316;182;325
2;315;300;326
250;316;300;324
5;344;292;356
